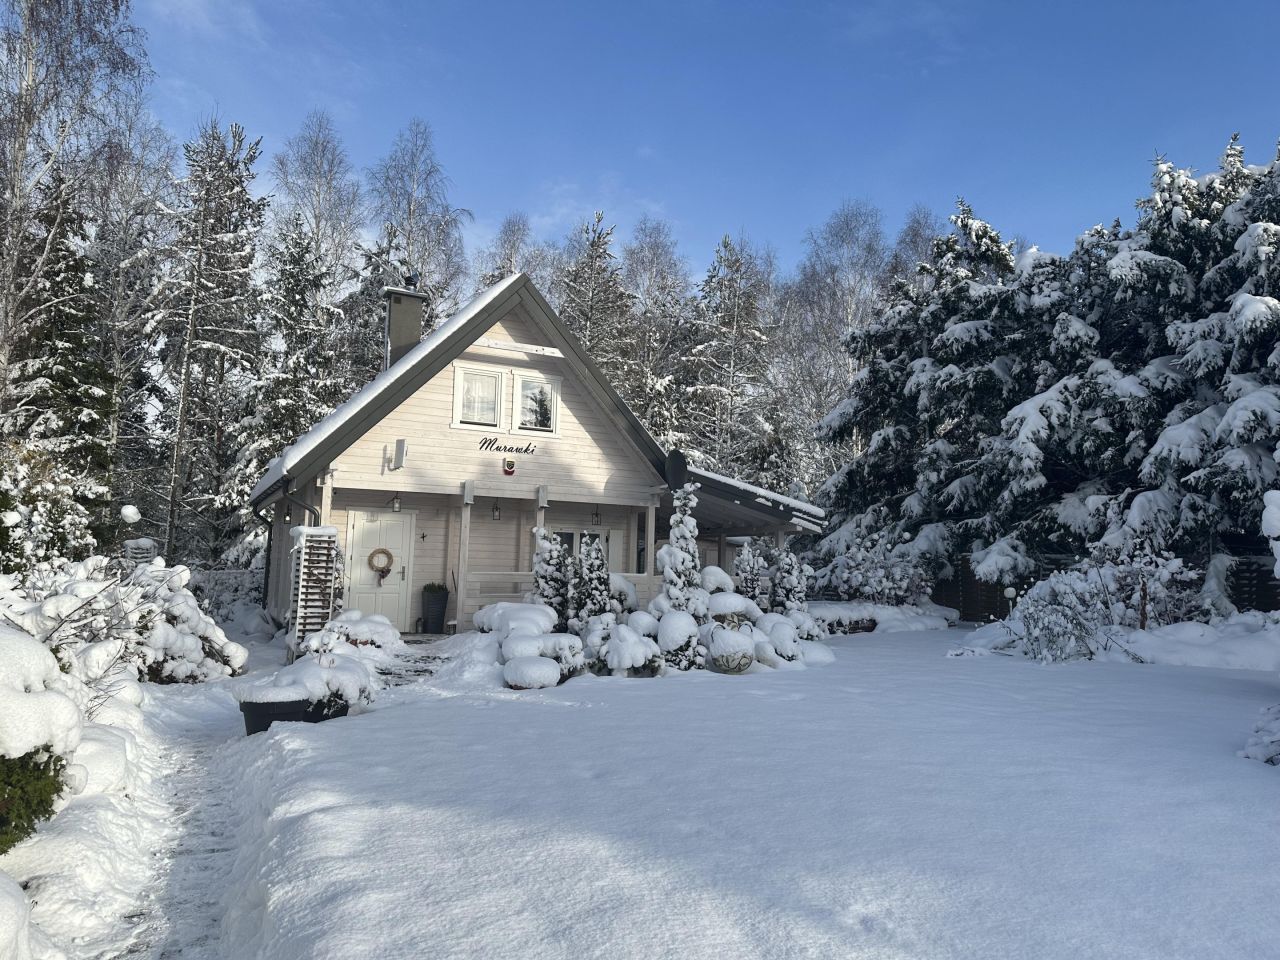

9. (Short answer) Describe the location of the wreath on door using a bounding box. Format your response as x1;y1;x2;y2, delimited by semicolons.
367;548;394;586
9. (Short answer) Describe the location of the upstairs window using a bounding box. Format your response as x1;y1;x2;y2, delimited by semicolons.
516;375;559;433
458;368;501;427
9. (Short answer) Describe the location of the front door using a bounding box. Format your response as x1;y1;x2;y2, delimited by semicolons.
346;509;415;629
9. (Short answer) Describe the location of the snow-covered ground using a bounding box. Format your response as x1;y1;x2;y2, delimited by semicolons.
16;627;1265;960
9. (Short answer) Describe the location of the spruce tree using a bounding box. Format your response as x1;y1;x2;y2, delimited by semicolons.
531;526;571;631
556;212;632;366
569;534;611;633
155;120;267;559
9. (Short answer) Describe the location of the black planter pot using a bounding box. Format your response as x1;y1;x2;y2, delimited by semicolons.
303;699;350;723
240;699;308;735
422;587;449;633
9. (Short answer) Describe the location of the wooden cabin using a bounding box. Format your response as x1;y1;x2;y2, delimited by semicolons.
249;274;824;634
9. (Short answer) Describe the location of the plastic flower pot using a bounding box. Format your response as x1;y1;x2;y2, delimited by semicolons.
421;584;449;633
303;698;350;723
240;699;308;735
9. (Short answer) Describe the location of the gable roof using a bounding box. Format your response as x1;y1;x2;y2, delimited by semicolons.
249;274;825;533
250;273;667;505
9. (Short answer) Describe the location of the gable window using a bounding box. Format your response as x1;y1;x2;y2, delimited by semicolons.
516;374;559;434
457;367;502;427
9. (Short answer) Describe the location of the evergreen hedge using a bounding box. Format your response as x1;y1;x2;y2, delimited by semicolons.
0;749;66;854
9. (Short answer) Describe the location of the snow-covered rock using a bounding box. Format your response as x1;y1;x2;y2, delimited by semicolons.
503;656;562;690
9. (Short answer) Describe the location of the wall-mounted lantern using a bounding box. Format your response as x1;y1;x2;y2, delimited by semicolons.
282;504;293;524
389;493;402;513
591;506;602;526
492;502;502;521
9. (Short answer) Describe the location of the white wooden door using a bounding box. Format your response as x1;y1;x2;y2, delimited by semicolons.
347;510;415;629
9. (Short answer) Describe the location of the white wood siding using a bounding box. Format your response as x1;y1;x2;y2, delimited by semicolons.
330;302;661;505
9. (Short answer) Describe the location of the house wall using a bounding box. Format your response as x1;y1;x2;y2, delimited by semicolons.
328;302;661;506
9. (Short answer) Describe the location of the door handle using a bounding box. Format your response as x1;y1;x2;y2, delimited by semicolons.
400;566;406;581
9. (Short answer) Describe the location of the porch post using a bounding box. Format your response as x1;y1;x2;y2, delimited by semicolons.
774;529;786;550
535;484;548;531
717;534;727;568
317;469;333;527
645;501;657;577
458;480;474;628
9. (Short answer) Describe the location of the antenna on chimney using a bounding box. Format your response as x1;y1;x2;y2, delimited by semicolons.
404;271;419;290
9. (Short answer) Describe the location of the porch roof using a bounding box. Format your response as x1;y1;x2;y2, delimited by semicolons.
683;467;825;535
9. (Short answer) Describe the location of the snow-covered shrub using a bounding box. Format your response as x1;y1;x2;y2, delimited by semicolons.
311;610;402;650
755;613;802;661
0;626;83;853
0;444;98;578
188;567;263;623
503;655;562;690
733;541;769;608
785;608;826;642
652;484;710;619
529;526;571;630
706;624;755;674
600;620;661;677
1011;571;1114;662
254;627;378;715
501;634;546;661
1086;541;1206;628
609;572;637;615
626;610;659;637
1;555;247;686
1241;704;1280;765
474;601;557;640
707;591;764;624
768;551;811;613
656;609;704;671
701;565;735;594
569;535;611;634
819;528;932;605
542;633;584;681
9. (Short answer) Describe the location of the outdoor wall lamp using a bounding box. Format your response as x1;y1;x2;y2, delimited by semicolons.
389;493;402;513
591;506;602;526
492;502;502;521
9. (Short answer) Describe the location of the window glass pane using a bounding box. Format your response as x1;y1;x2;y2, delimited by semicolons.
520;379;555;430
461;371;498;424
554;531;575;552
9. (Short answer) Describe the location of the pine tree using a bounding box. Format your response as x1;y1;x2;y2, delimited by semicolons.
769;551;810;613
219;216;344;563
0;443;96;577
733;540;769;609
654;483;706;616
556;212;632;365
686;236;771;474
531;526;571;631
336;230;413;390
569;533;611;633
155;120;267;559
0;173;111;536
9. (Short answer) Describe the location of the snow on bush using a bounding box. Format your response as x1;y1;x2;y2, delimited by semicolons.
247;648;377;710
652;484;709;619
542;633;584;680
1263;490;1280;577
0;626;83;760
1241;704;1280;765
733;541;770;609
626;610;659;637
600;620;661;677
609;572;637;614
310;610;402;651
529;526;571;631
0;555;247;687
569;535;611;634
0;444;98;579
755;613;801;661
474;601;557;640
706;624;755;674
818;526;932;605
965;547;1207;663
808;601;950;635
503;655;562;690
707;591;763;623
768;551;811;613
656;609;703;671
501;634;546;661
701;565;735;594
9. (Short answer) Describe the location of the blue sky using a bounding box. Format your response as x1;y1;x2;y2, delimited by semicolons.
136;0;1280;268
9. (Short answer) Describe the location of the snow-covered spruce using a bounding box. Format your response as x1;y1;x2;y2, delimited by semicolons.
569;534;611;634
768;550;811;614
529;526;572;631
651;483;709;620
733;541;770;609
1241;704;1280;765
656;609;704;671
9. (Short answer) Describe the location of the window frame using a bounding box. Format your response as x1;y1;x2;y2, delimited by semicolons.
451;362;506;431
512;372;561;437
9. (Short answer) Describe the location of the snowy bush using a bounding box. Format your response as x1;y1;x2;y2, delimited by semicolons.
0;444;98;579
733;541;770;608
755;613;802;661
609;572;637;615
569;535;611;634
706;624;755;674
707;591;764;624
474;601;557;640
188;567;263;624
1241;704;1280;765
252;631;378;713
310;610;402;650
0;626;83;853
701;565;735;594
503;655;562;690
1;555;247;686
529;526;571;630
626;610;659;637
600;619;661;677
542;633;584;681
652;484;709;619
768;551;811;613
656;609;704;671
819;528;932;605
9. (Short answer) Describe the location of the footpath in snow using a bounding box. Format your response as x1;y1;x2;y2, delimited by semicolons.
127;627;1280;960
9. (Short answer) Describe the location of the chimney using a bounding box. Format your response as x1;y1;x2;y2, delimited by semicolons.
381;286;431;369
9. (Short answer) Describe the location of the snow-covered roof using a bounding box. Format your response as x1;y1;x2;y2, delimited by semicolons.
687;466;825;532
